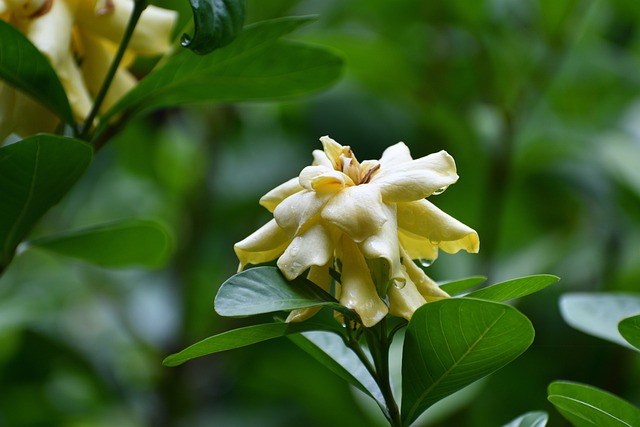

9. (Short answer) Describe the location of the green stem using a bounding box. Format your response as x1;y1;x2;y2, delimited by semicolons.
365;320;402;427
80;0;149;141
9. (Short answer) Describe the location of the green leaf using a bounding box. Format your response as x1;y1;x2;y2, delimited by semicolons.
465;274;559;302
214;266;350;317
103;17;343;124
401;298;534;426
560;293;640;350
26;219;172;269
0;21;74;126
288;330;386;410
548;381;640;427
439;276;487;296
618;315;640;351
0;135;92;270
182;0;246;55
502;411;548;427
163;321;331;366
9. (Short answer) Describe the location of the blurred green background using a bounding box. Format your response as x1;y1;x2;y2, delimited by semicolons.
2;0;640;425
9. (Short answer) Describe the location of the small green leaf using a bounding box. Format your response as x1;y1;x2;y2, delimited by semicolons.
288;330;386;410
0;21;74;125
619;315;640;351
465;274;559;302
163;321;331;366
439;276;487;296
548;381;640;427
502;411;548;427
0;135;92;270
560;293;640;349
401;298;534;426
27;219;172;269
103;17;343;125
214;266;349;317
182;0;246;55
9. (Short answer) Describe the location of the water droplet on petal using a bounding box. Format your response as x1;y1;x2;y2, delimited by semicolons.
432;186;448;195
429;238;441;246
419;258;434;268
393;278;406;289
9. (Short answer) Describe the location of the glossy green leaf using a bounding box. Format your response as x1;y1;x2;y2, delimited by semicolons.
548;381;640;427
0;135;92;270
0;21;74;125
465;274;559;302
182;0;245;55
560;293;640;350
401;298;534;426
502;411;548;427
26;219;172;269
214;266;349;317
288;330;386;410
619;314;640;351
163;321;331;366
103;17;343;124
439;276;487;296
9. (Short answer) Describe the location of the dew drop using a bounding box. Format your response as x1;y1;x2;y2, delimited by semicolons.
393;278;406;289
432;186;448;195
429;238;441;246
419;258;434;268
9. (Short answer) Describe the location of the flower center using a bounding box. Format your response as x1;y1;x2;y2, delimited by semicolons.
334;147;380;185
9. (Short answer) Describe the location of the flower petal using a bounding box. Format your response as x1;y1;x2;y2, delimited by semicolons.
24;0;77;69
397;199;479;254
358;203;404;289
312;149;332;168
274;190;332;236
286;263;332;323
398;230;439;263
259;177;302;213
378;142;413;167
321;185;387;243
277;221;335;280
76;0;176;56
401;250;449;301
299;165;353;192
373;150;459;203
338;237;388;327
387;281;427;321
234;219;291;269
79;30;136;113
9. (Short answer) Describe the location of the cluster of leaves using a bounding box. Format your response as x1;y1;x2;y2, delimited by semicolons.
164;266;559;426
0;1;343;275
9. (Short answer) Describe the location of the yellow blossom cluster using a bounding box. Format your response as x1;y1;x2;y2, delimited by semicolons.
235;136;479;327
0;0;176;140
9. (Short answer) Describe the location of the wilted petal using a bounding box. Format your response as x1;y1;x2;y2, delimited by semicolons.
76;0;176;56
387;280;427;321
339;237;388;327
397;199;479;254
259;177;303;212
322;185;387;243
286;263;331;323
277;221;335;280
234;219;291;269
274;190;331;236
373;150;459;203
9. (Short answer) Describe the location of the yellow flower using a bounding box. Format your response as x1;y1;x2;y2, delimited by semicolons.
0;0;176;140
235;136;479;327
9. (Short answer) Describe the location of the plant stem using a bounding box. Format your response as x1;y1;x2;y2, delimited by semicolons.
80;0;149;140
365;319;402;427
